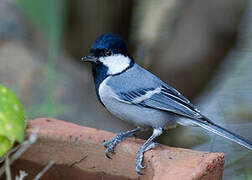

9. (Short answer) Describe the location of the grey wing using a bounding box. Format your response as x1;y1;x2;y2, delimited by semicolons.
118;84;202;119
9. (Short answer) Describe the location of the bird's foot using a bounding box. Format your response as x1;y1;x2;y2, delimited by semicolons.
136;142;161;175
104;128;141;159
104;136;121;159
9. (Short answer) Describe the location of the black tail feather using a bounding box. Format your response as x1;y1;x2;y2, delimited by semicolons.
192;116;252;150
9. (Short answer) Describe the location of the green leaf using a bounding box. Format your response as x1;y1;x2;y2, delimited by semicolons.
0;85;26;157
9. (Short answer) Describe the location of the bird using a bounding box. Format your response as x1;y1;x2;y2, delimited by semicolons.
81;33;252;174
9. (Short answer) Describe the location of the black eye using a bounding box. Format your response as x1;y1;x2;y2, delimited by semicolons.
105;50;112;56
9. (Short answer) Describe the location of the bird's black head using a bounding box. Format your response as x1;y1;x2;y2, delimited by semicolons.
81;33;134;95
82;33;129;63
82;32;134;76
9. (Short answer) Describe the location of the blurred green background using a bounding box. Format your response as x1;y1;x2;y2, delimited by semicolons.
0;0;252;179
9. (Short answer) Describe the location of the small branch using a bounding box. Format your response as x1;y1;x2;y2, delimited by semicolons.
33;161;54;180
5;153;11;180
0;126;39;177
15;170;28;180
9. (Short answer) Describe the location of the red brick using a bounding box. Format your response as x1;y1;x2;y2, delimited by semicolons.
11;118;225;180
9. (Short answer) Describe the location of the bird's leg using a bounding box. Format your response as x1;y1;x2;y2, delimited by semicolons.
104;127;141;158
136;128;162;175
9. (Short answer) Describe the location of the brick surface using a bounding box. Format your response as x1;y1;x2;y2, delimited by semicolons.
12;118;225;180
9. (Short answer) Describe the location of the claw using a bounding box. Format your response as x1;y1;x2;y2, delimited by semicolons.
135;141;161;174
103;128;141;161
136;162;146;175
136;157;146;175
135;147;146;174
103;140;111;148
136;167;144;175
135;128;163;174
105;149;112;159
137;164;146;169
104;140;116;159
139;164;146;169
105;143;115;159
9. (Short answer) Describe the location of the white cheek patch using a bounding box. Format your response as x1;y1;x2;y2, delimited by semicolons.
99;54;130;75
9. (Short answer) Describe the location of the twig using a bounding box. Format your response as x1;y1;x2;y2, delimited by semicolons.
33;161;54;180
5;153;11;180
0;126;39;177
15;170;28;180
9;127;38;165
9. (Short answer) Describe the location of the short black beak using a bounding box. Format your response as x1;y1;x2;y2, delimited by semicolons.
81;55;97;62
